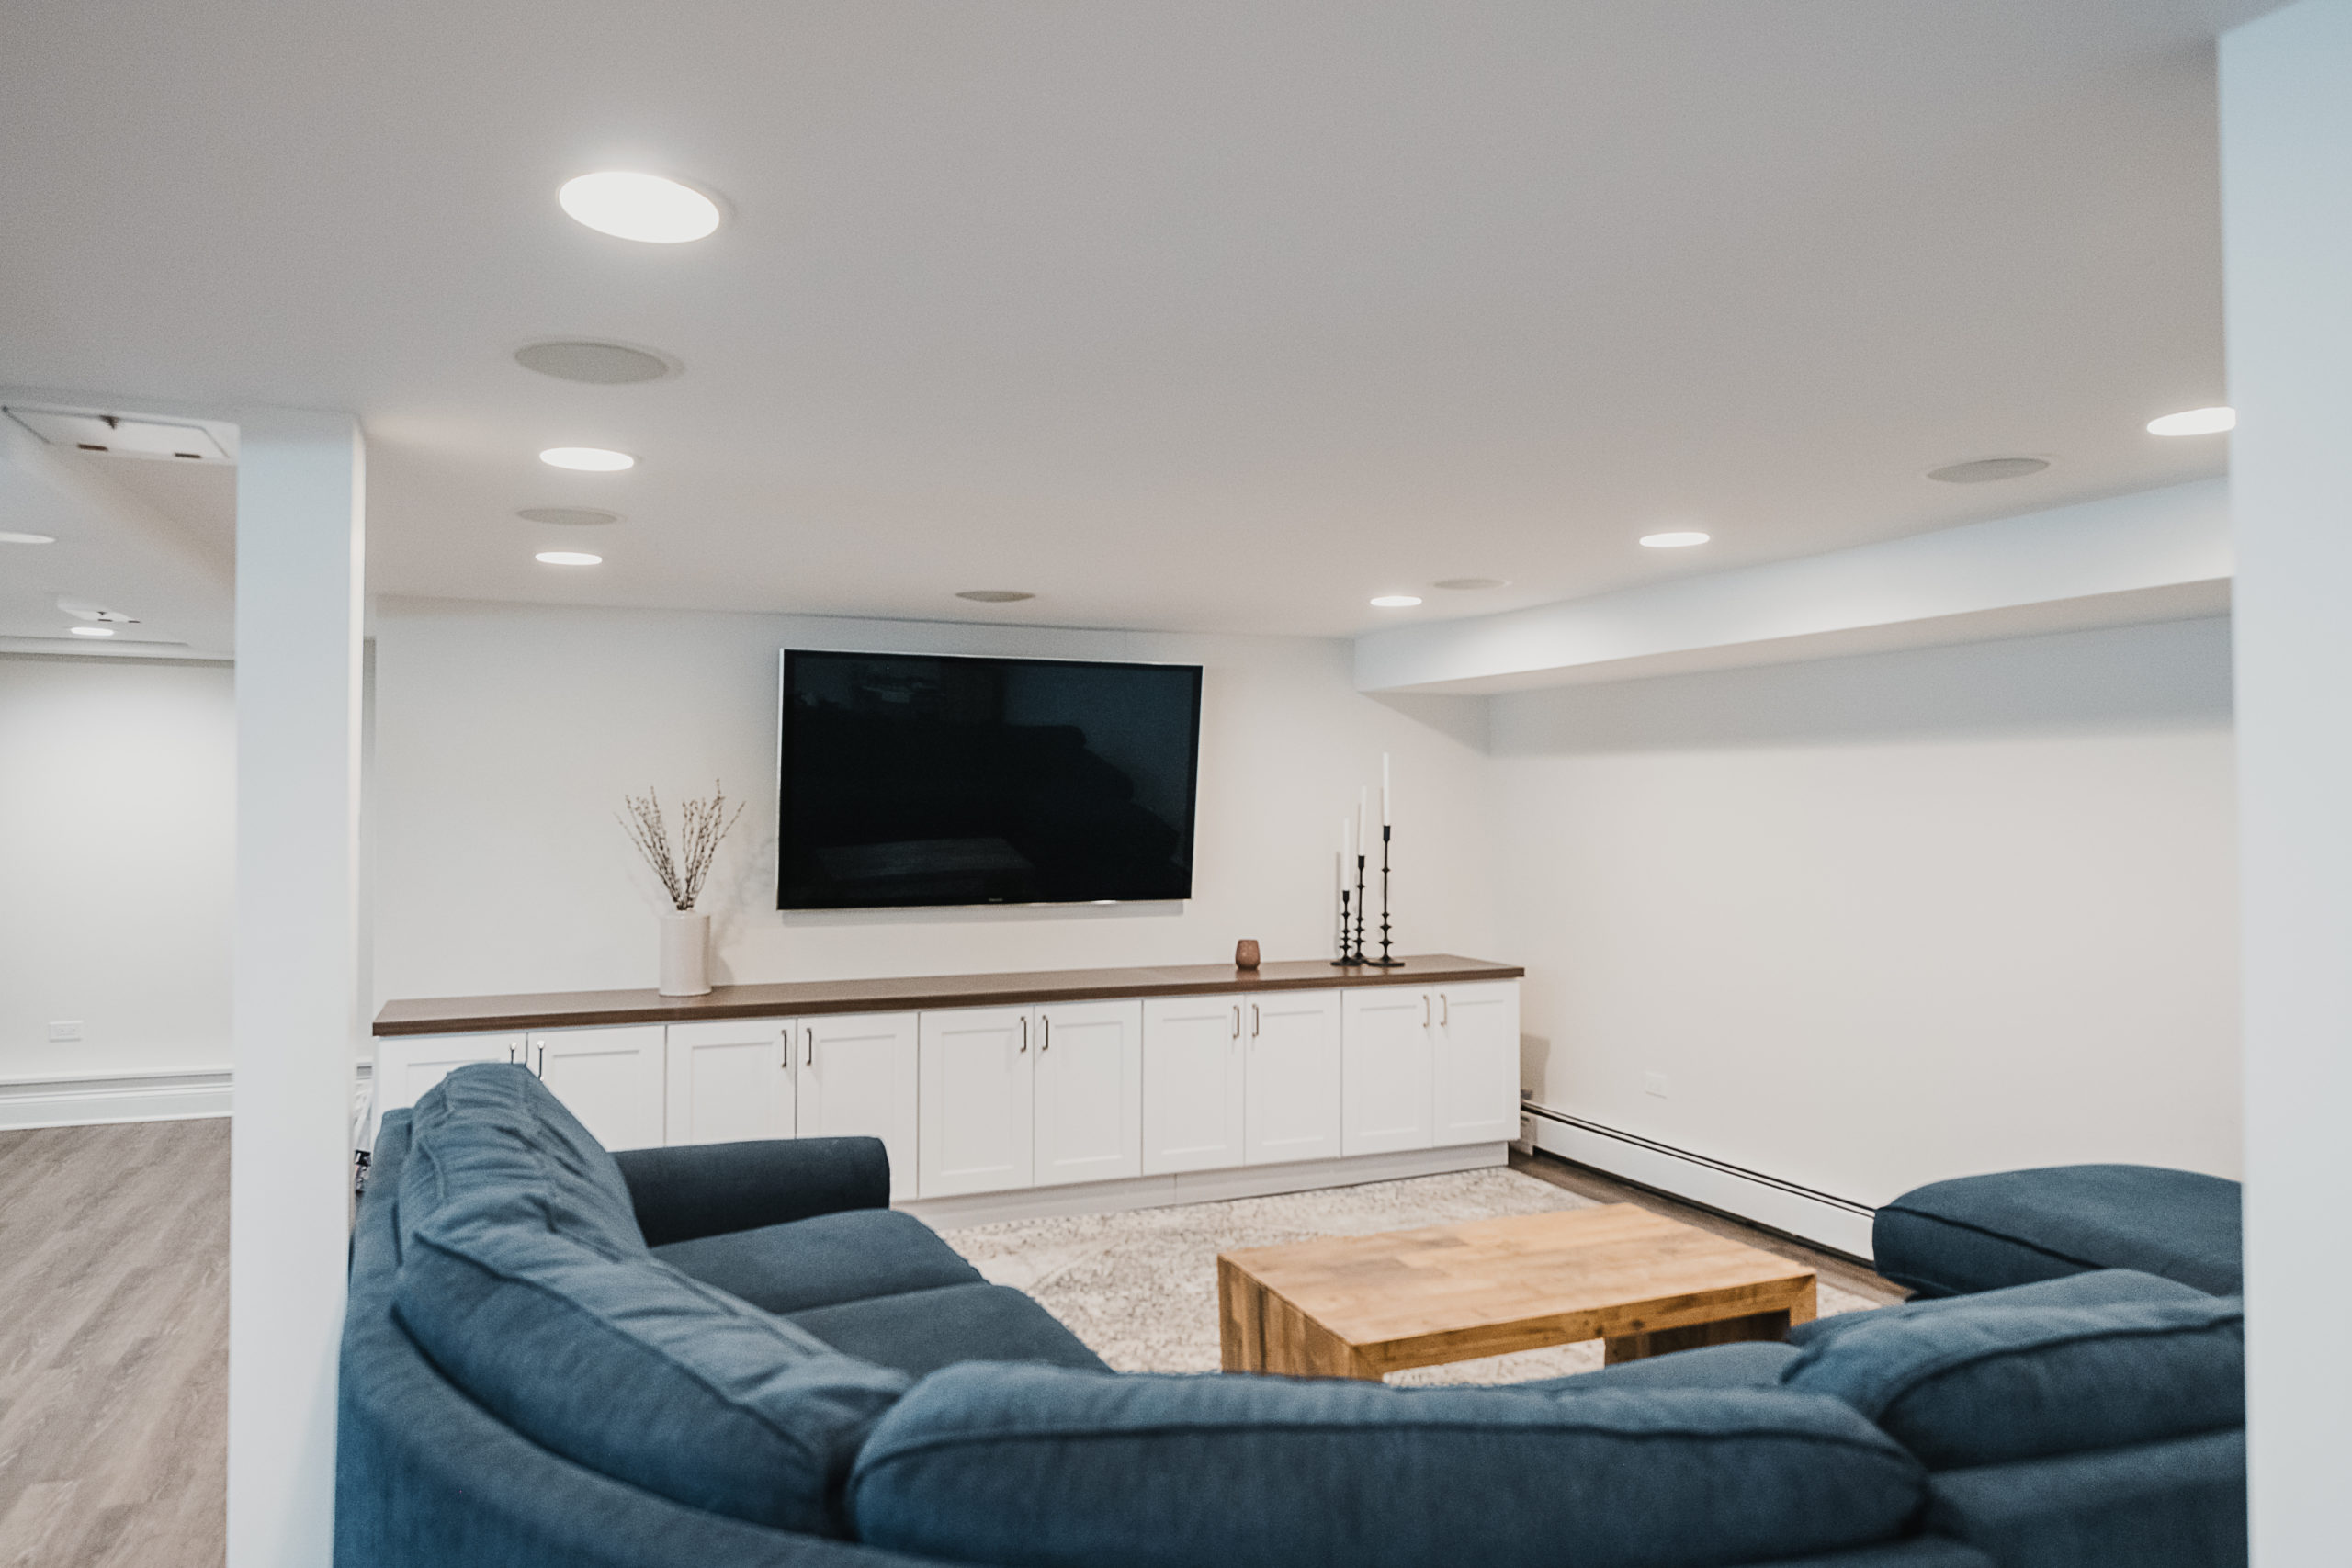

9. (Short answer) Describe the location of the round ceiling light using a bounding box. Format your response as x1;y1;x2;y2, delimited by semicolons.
1639;531;1711;548
558;172;723;243
517;507;621;526
539;446;635;471
514;341;678;384
1433;577;1509;592
2147;406;2236;437
1370;594;1423;608
69;625;115;637
956;590;1035;603
0;530;58;545
1927;457;2050;484
536;551;603;566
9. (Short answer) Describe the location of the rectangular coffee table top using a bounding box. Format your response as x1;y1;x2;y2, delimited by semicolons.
1217;1203;1816;1378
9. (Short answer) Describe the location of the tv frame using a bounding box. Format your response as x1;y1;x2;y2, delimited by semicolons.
775;648;1204;911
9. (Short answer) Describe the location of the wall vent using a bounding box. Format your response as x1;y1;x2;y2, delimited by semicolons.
6;405;233;463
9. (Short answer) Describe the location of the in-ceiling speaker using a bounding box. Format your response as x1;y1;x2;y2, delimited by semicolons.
1927;457;2051;484
514;341;678;384
517;507;622;526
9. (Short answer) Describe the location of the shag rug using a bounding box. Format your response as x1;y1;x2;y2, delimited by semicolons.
936;1168;1882;1385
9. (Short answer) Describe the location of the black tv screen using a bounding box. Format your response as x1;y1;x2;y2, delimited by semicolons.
778;650;1204;909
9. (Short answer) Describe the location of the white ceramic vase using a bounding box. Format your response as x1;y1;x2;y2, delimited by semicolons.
658;910;712;997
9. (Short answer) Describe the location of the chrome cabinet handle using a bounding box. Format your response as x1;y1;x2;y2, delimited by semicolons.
804;1027;813;1068
1042;1016;1052;1052
1422;995;1431;1028
536;1044;545;1077
1251;1004;1261;1039
1231;1004;1240;1039
1441;993;1450;1027
1020;1017;1028;1053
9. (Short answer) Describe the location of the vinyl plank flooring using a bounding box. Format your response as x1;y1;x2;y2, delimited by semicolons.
0;1121;227;1568
1510;1147;1909;1306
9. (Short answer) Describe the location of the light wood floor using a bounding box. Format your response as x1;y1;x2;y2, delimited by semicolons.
0;1120;1892;1568
0;1119;227;1568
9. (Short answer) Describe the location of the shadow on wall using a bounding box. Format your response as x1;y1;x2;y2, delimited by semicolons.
1489;616;2233;757
1367;691;1491;750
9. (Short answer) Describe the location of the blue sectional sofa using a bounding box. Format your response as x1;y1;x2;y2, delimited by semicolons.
337;1066;2245;1568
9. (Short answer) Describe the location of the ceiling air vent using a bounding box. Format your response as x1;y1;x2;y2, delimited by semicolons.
6;406;233;463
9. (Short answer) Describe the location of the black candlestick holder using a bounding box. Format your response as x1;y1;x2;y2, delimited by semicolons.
1329;886;1358;965
1352;853;1369;963
1363;824;1405;966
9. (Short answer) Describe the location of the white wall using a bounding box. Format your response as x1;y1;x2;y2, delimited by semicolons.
370;598;1497;1009
1492;616;2240;1208
0;653;235;1079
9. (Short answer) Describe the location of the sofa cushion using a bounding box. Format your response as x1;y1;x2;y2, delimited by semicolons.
394;1066;910;1538
1924;1429;2246;1568
1522;1339;1803;1393
655;1208;986;1315
1873;1165;2241;1298
850;1364;1926;1568
790;1282;1108;1377
1781;1292;2244;1470
1746;1541;1997;1568
399;1062;647;1262
1786;1269;2205;1348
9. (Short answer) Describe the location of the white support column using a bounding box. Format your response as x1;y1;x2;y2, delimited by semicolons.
2221;5;2352;1563
229;410;365;1568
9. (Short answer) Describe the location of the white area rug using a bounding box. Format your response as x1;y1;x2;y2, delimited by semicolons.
936;1168;1882;1386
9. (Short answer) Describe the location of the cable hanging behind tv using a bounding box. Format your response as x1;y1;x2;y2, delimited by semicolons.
776;650;1204;910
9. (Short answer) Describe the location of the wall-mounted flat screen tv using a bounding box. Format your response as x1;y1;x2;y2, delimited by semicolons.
778;650;1204;909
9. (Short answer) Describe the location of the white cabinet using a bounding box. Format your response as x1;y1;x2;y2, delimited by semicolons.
798;1010;921;1200
376;1032;526;1129
1340;987;1435;1156
1142;995;1247;1174
665;1018;794;1146
918;1007;1035;1197
1245;989;1343;1165
529;1025;667;1151
1432;981;1521;1146
1034;999;1144;1187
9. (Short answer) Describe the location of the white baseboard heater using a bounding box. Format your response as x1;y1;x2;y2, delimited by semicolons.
1523;1103;1878;1261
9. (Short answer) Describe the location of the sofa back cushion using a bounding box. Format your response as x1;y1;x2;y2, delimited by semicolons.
850;1363;1926;1568
397;1063;646;1262
1786;1269;2207;1348
394;1066;910;1537
1781;1291;2244;1470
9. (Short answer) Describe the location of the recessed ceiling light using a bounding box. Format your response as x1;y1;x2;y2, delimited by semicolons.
1433;577;1509;591
2147;406;2236;437
1370;594;1423;608
1639;532;1710;548
517;507;621;526
514;342;678;384
535;551;603;566
558;172;723;243
1927;457;2051;484
539;447;635;471
956;590;1035;603
0;531;58;545
69;625;115;637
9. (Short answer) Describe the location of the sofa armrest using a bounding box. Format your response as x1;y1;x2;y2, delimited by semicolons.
613;1136;889;1247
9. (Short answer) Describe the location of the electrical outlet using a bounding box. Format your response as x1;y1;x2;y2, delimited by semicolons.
49;1021;85;1043
1643;1071;1670;1099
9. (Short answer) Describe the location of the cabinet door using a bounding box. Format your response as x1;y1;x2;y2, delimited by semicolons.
1432;982;1522;1145
917;1007;1035;1197
1340;987;1435;1156
798;1010;920;1200
665;1018;795;1146
1034;999;1144;1188
1142;996;1246;1175
1244;989;1342;1165
529;1025;667;1151
377;1032;526;1121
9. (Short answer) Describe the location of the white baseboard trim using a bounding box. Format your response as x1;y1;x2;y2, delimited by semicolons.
1523;1105;1877;1259
0;1066;234;1130
898;1142;1510;1228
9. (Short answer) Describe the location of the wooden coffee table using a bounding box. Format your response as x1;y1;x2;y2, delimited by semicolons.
1217;1204;1816;1380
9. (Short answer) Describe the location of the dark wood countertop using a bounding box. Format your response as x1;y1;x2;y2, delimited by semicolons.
372;954;1525;1036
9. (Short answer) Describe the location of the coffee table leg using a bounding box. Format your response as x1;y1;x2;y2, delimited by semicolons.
1218;1258;1266;1372
1603;1309;1792;1365
1219;1258;1379;1378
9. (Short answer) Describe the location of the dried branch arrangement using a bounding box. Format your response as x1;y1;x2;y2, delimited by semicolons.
618;782;745;912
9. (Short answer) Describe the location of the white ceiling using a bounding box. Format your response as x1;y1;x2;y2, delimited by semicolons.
0;1;2276;641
